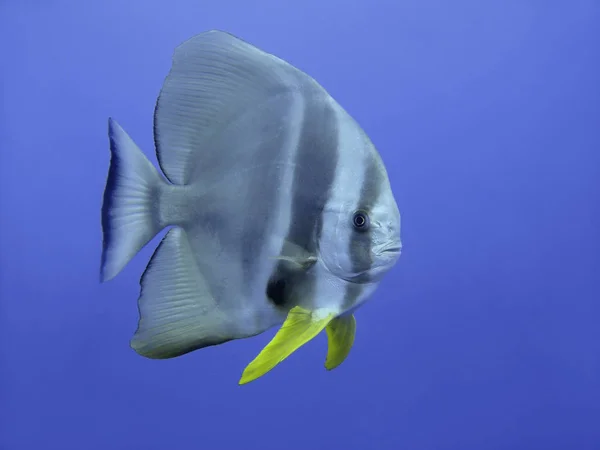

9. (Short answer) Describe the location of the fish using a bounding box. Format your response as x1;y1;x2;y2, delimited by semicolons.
100;30;402;385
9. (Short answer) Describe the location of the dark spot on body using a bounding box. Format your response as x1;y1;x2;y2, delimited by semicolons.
266;276;288;307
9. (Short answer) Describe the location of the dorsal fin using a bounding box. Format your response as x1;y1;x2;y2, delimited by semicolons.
153;30;312;185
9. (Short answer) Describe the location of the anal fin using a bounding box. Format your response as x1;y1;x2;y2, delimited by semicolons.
239;306;335;385
130;227;233;359
325;314;356;370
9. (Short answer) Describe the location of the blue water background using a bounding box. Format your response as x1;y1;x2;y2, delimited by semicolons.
1;1;599;449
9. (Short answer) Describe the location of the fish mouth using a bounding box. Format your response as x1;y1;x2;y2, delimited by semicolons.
375;243;402;256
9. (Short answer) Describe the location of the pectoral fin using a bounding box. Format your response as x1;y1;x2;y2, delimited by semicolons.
239;306;335;385
325;314;356;370
269;240;318;272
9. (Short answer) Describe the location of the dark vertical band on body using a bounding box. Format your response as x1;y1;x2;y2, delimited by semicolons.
343;146;384;309
266;90;340;308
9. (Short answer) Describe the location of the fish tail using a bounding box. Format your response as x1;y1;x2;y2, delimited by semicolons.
100;117;167;282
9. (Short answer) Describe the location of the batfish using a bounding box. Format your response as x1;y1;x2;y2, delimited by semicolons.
100;30;402;384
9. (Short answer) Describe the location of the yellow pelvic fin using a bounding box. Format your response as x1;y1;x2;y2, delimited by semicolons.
324;314;356;370
239;306;335;385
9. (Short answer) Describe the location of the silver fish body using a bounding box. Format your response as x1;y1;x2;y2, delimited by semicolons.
100;30;401;381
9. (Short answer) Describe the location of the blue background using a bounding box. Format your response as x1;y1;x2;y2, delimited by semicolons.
1;1;599;449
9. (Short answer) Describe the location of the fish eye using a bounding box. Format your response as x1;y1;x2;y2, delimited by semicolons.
352;210;370;231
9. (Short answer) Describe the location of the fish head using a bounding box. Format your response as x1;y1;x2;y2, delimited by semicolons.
319;158;402;284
